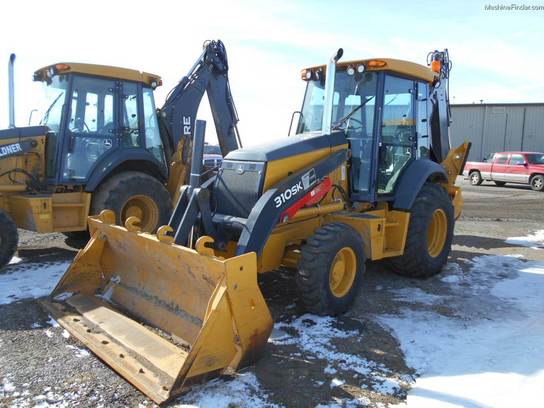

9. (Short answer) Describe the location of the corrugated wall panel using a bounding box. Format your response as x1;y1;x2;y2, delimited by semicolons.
451;104;544;160
450;106;484;160
482;106;507;158
504;107;524;151
522;106;544;152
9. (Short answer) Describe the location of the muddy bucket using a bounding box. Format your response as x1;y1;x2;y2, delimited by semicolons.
41;211;273;404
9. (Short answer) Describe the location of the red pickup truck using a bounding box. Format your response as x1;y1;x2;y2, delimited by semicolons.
463;151;544;191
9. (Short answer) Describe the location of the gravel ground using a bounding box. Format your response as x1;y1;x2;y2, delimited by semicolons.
1;177;543;407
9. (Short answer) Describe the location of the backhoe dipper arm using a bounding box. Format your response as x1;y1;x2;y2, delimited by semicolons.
428;49;452;162
159;40;241;160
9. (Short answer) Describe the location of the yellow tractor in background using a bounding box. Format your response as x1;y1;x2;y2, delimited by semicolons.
0;41;240;268
42;46;470;404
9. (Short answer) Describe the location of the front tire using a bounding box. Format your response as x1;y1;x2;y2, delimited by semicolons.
469;171;483;185
91;171;172;232
385;183;454;278
296;223;365;315
0;210;18;269
530;174;544;192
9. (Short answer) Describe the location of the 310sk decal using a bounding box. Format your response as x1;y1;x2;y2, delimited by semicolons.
273;168;317;208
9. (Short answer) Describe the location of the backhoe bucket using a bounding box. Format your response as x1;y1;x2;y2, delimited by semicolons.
41;211;273;405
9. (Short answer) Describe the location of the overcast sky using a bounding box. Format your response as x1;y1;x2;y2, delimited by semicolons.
1;0;543;145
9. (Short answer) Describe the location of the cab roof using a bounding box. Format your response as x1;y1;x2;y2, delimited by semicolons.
34;62;162;87
303;58;437;83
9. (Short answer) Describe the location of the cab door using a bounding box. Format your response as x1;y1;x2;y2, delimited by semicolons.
506;153;529;183
491;154;509;182
62;75;119;182
377;74;417;195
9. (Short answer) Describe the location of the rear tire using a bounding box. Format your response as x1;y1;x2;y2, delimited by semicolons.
469;171;483;185
494;181;506;187
91;171;172;233
384;183;454;278
296;223;365;315
530;174;544;192
0;210;18;269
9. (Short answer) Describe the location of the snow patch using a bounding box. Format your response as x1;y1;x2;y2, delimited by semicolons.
271;315;404;395
1;378;16;393
53;292;73;302
506;229;544;250
381;255;544;408
392;287;442;305
62;329;70;339
47;316;59;327
0;261;69;305
9;256;22;265
173;372;277;408
330;378;345;388
66;344;90;358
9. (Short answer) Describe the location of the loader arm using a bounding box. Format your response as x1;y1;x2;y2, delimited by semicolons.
160;40;242;200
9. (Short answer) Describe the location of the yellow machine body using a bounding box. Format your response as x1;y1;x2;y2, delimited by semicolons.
0;134;92;233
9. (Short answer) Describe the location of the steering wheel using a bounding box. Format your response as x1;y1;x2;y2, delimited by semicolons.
83;121;91;132
346;117;363;132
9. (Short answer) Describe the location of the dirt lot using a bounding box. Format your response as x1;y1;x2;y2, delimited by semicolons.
1;178;543;407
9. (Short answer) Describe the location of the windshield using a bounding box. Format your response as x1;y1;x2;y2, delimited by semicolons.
40;75;69;132
527;153;544;164
204;145;222;155
297;70;378;135
298;70;379;195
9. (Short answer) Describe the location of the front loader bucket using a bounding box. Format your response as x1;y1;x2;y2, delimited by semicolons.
41;212;273;404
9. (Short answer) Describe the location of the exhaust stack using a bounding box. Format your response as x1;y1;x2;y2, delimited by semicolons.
321;48;343;135
8;53;16;128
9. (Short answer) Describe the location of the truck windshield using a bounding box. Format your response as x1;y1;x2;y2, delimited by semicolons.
40;75;69;132
297;71;378;135
204;145;221;155
527;153;544;164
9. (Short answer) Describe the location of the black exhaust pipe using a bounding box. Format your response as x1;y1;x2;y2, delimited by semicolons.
8;53;16;128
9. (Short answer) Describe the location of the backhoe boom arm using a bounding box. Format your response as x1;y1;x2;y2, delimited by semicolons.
159;40;241;158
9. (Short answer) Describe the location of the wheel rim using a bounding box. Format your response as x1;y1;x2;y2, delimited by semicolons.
471;173;479;184
533;178;543;189
329;246;357;298
121;195;159;232
427;208;448;258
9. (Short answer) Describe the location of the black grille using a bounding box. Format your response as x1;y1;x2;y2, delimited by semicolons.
213;160;266;218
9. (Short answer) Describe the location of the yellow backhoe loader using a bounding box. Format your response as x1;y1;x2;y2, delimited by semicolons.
42;47;470;404
0;41;240;268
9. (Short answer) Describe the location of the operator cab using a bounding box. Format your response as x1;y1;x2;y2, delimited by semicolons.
34;63;167;186
220;58;438;210
296;58;437;202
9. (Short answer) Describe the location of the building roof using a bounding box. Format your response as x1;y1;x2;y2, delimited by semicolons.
303;58;437;83
34;62;161;87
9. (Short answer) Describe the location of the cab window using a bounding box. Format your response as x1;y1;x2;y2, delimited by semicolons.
416;82;429;158
378;75;416;194
509;154;525;165
142;87;165;163
494;155;508;164
121;82;140;148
